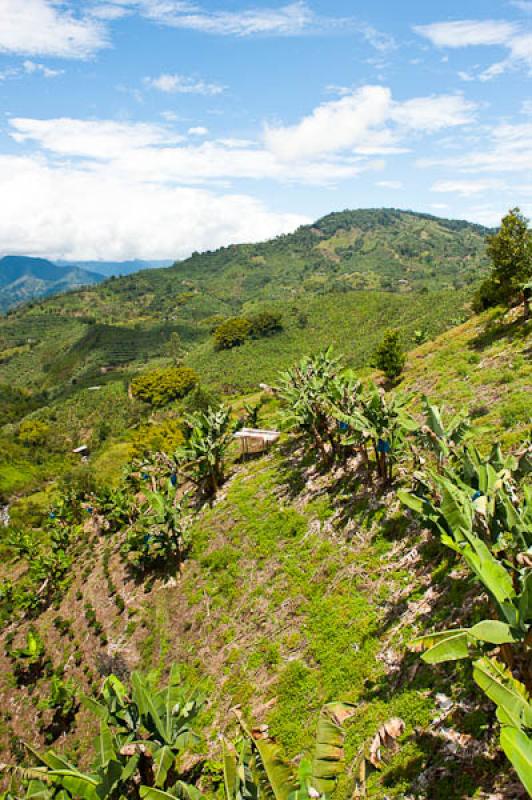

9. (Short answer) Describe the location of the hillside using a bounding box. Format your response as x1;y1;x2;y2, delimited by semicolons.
0;256;104;313
0;305;530;799
54;259;174;278
0;209;489;397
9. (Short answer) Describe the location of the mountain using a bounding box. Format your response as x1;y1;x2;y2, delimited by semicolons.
0;209;492;394
0;255;104;313
54;258;174;277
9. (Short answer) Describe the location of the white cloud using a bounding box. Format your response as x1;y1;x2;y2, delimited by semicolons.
188;126;208;136
390;94;476;131
264;85;392;160
414;19;517;47
415;18;532;79
264;86;476;160
431;178;504;196
0;154;307;260
0;0;108;58
22;60;63;78
419;121;532;174
144;73;225;95
10;118;184;159
376;180;402;189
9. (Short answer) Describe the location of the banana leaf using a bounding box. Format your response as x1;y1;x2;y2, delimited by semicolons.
473;658;532;730
500;725;532;796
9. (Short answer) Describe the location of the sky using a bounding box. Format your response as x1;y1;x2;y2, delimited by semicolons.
0;0;531;261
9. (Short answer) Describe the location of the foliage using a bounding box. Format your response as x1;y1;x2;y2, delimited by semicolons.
416;396;471;468
175;405;233;499
5;666;205;800
248;311;283;338
373;329;405;381
122;480;190;571
224;702;355;800
475;208;532;313
18;419;50;447
213;317;252;350
400;443;532;792
131;368;198;407
131;419;185;458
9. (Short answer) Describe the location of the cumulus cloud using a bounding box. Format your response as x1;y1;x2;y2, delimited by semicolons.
264;87;476;160
0;154;307;260
0;0;108;58
415;18;532;79
144;73;225;95
2;85;479;259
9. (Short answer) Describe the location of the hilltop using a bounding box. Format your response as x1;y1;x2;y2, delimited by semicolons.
0;256;104;313
0;209;490;396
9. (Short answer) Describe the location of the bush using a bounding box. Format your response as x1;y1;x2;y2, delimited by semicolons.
213;317;252;350
18;419;50;447
130;418;184;457
248;311;283;338
374;329;405;380
130;366;198;407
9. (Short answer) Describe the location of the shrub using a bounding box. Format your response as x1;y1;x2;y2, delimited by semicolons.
130;366;198;407
213;317;252;350
248;310;283;338
18;419;50;447
130;418;184;457
374;328;405;380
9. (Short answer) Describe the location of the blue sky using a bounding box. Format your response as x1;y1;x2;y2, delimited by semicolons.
0;0;531;260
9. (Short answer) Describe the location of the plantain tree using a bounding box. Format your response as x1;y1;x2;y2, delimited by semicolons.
223;702;355;800
416;397;471;469
399;446;532;794
332;382;416;482
174;405;233;500
3;666;205;800
122;480;190;572
277;348;345;465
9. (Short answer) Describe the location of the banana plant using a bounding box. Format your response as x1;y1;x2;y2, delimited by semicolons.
473;658;532;795
174;404;233;499
224;702;355;800
400;470;531;680
277;348;344;465
123;481;190;571
10;667;205;799
417;397;471;468
333;383;416;482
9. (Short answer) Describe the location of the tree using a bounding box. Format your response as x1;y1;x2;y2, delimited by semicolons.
475;208;532;316
374;329;405;381
18;419;50;447
174;405;233;499
212;318;251;350
130;367;198;407
164;332;186;365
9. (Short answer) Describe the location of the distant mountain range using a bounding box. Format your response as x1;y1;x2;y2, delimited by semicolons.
0;257;174;313
54;259;173;277
0;256;104;313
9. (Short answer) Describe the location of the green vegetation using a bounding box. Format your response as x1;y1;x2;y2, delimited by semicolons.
131;367;199;407
374;328;405;381
475;207;532;318
0;208;530;799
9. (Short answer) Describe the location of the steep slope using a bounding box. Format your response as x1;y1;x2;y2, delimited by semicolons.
0;309;529;799
0;256;104;312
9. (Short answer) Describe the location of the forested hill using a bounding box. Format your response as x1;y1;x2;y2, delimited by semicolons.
0;208;491;397
2;208;490;326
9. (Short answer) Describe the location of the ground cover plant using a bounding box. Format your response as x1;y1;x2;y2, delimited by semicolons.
0;209;530;799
